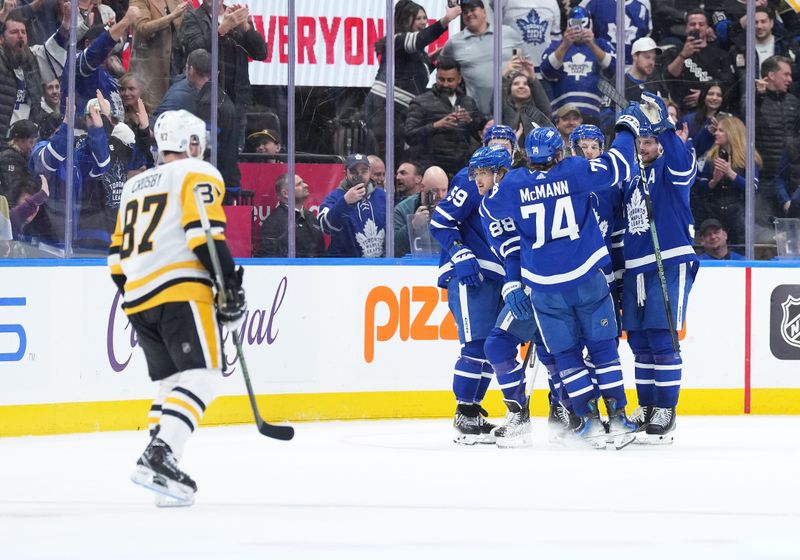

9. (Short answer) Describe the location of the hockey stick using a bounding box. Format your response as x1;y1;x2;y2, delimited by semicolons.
192;185;295;441
596;79;679;352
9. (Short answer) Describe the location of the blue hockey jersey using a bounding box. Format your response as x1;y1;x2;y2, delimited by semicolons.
541;39;616;118
481;132;636;292
581;0;651;66
318;182;386;258
591;177;626;283
623;130;698;273
430;168;505;288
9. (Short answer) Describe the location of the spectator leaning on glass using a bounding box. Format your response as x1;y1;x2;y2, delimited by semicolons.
393;165;449;257
318;153;386;258
256;173;325;258
0;11;43;137
364;0;461;159
129;0;190;109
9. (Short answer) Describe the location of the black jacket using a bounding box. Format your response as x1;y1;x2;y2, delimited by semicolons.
256;203;325;258
404;85;485;176
753;89;800;183
179;4;268;107
663;43;735;112
0;144;34;203
196;81;241;188
0;45;43;137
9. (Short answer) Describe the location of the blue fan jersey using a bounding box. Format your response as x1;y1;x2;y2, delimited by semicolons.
541;39;616;117
482;132;637;292
581;0;651;65
430;168;505;288
623;130;698;273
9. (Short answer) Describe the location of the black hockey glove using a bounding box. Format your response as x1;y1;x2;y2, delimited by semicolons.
217;266;247;327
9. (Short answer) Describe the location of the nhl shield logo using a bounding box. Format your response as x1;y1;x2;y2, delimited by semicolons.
780;295;800;349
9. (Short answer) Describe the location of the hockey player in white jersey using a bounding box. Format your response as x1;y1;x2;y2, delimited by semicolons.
621;96;698;444
481;104;654;448
108;110;246;505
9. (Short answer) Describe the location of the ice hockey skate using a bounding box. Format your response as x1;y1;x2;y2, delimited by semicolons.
453;403;497;445
130;437;197;506
643;406;676;445
566;399;609;449
492;399;532;448
604;398;637;450
547;401;579;444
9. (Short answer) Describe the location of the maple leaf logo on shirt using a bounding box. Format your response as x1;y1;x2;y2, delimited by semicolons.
607;18;637;48
626;187;649;236
356;218;385;258
564;52;592;80
516;9;549;45
594;208;609;239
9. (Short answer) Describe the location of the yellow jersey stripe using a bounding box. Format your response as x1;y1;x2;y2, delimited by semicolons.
123;282;214;315
124;260;206;292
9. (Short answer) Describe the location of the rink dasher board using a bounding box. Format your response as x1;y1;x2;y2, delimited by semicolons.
0;259;798;436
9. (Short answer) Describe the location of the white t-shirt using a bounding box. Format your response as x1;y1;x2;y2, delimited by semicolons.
755;36;775;69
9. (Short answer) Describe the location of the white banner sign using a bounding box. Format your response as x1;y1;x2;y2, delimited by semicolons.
247;0;455;87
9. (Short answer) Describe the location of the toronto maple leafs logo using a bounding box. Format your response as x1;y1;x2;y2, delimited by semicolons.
607;18;637;48
516;9;548;46
593;208;609;239
626;187;649;236
356;219;385;258
564;53;592;80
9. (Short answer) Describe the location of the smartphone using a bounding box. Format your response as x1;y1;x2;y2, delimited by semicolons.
447;0;459;7
512;48;519;57
689;29;702;41
719;147;729;161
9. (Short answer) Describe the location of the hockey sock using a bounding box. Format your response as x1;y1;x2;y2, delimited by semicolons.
583;355;601;400
584;339;626;407
483;328;526;403
158;368;218;461
648;328;682;408
627;330;655;407
453;340;486;404
475;361;494;403
147;376;179;436
553;348;593;416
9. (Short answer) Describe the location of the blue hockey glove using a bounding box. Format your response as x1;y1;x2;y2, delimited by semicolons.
502;281;532;320
449;244;483;287
615;103;648;136
640;92;674;134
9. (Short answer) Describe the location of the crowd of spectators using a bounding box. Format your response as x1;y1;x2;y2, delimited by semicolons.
2;0;800;259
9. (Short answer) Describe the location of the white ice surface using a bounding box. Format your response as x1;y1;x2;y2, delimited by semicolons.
1;417;799;560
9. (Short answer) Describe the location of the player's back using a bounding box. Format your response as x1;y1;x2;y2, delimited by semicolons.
111;158;226;314
496;157;610;291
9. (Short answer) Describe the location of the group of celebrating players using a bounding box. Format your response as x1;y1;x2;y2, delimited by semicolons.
430;92;698;451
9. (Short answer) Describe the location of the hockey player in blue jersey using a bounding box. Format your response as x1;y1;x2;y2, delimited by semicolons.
540;6;616;121
621;97;699;444
481;103;654;448
429;134;510;445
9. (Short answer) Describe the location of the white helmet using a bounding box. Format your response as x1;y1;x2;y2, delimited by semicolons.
153;110;208;158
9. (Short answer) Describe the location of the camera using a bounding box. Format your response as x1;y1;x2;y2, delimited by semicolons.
512;48;519;57
447;0;459;7
423;190;440;213
344;174;363;191
719;147;729;161
688;29;702;41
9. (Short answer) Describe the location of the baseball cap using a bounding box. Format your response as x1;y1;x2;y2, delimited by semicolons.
345;153;369;169
461;0;485;9
8;119;38;140
699;218;724;236
555;104;581;120
247;128;281;144
631;37;662;55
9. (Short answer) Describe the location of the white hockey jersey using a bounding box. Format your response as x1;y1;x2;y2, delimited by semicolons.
108;158;226;315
